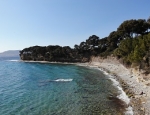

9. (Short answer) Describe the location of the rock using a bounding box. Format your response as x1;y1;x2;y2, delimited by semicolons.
140;92;145;95
146;83;150;86
140;107;145;111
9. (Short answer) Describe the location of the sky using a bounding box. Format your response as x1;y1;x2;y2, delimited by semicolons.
0;0;150;52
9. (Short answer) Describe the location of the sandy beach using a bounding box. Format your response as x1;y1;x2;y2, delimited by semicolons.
87;56;150;115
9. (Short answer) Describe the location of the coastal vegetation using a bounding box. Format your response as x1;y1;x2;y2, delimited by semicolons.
20;17;150;72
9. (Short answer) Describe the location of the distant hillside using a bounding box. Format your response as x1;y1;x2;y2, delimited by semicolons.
0;50;20;57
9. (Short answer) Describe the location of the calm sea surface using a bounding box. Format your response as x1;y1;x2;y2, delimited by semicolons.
0;57;126;115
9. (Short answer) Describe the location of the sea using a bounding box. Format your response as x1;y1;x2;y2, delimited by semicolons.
0;57;132;115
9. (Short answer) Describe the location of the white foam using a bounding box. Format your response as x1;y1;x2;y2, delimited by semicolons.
7;60;20;62
109;77;130;104
98;68;133;115
125;106;133;115
54;79;73;82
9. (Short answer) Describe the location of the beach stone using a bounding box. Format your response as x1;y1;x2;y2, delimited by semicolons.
146;83;150;86
140;107;145;111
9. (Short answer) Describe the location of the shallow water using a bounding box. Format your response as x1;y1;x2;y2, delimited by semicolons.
0;57;126;115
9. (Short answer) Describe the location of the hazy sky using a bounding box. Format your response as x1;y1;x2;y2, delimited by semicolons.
0;0;150;52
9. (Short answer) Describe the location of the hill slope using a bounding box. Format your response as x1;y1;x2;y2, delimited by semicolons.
0;50;20;57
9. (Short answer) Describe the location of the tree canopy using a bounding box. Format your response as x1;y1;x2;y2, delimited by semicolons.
20;17;150;72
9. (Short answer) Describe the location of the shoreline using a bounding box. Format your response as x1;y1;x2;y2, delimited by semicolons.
77;63;133;115
17;58;150;114
97;67;133;115
88;56;150;115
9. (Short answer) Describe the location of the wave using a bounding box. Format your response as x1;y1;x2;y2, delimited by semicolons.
38;79;73;87
53;79;73;82
40;79;73;83
7;60;20;62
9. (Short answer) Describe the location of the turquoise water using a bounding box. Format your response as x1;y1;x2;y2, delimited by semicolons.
0;57;125;115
